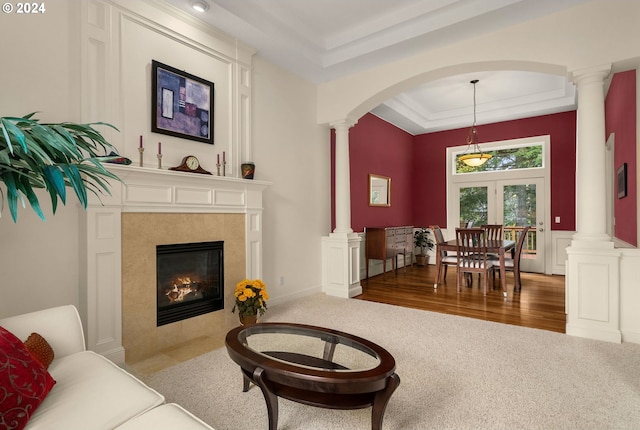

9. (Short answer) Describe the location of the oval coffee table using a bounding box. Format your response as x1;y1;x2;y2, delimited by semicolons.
225;322;400;430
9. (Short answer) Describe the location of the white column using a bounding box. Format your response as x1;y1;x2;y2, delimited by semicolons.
331;119;357;235
572;64;613;246
566;64;621;344
322;118;362;298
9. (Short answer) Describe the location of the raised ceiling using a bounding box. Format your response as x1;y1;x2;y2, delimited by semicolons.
162;0;592;134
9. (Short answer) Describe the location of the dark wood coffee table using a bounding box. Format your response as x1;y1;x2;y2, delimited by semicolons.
225;323;400;430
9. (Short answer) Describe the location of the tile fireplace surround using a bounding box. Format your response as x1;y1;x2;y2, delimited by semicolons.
83;165;269;364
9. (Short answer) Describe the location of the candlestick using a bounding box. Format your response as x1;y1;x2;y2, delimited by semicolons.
216;162;221;176
157;153;162;169
222;160;226;176
138;147;144;167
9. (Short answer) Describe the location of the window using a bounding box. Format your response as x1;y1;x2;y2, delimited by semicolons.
454;144;543;174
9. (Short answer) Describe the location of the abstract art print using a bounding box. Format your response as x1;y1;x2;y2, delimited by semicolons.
151;60;214;144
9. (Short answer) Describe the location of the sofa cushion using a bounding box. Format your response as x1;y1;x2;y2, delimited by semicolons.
24;351;164;430
0;327;56;430
24;333;54;369
115;403;215;430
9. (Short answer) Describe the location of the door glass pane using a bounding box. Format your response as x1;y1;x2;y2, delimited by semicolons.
459;186;488;227
503;184;536;258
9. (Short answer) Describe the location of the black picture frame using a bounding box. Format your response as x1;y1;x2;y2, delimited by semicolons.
617;163;627;199
151;60;214;144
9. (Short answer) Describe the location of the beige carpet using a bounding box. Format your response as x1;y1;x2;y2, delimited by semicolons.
143;294;640;429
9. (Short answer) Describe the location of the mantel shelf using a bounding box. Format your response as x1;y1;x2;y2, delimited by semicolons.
106;164;271;189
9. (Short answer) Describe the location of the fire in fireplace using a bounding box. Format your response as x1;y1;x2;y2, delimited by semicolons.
156;241;224;326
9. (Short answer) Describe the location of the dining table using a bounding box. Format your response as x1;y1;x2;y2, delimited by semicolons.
434;238;516;297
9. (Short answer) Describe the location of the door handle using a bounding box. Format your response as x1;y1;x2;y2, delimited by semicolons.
538;228;544;232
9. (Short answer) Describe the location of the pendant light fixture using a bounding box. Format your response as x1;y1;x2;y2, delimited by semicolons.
459;79;492;167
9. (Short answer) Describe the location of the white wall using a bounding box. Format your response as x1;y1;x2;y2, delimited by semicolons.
252;57;331;304
0;2;83;316
0;1;328;318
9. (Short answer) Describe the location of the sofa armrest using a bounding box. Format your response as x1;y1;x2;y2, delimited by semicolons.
0;305;86;358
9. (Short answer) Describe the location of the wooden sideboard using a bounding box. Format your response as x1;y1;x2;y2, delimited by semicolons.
364;226;414;280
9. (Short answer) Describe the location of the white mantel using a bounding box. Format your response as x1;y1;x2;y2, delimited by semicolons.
82;165;270;363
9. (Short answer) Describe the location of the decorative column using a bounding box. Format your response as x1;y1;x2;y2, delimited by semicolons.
322;118;363;298
332;120;356;234
572;65;614;246
566;64;621;343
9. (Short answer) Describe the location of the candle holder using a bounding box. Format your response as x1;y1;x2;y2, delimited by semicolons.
138;147;144;167
222;160;226;176
216;162;221;176
157;153;162;169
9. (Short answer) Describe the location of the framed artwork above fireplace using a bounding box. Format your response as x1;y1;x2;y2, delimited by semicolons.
151;60;215;145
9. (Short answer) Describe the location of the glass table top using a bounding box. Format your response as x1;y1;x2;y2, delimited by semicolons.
237;324;382;372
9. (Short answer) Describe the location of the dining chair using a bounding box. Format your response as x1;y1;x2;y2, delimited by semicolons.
481;224;503;241
455;228;496;295
481;224;503;261
504;226;531;292
429;225;458;284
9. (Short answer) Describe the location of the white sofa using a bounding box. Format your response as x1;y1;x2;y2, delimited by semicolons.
0;305;214;430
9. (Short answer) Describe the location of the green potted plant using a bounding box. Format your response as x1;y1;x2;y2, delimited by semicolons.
414;227;435;266
0;113;122;222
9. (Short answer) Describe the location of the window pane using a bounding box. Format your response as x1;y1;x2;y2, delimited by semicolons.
459;186;488;227
503;184;537;258
456;145;543;174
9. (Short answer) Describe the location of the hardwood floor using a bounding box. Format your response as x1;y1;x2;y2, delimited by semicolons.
356;263;566;333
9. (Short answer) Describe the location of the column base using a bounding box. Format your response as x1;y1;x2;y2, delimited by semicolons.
321;235;362;298
566;244;621;343
570;233;614;248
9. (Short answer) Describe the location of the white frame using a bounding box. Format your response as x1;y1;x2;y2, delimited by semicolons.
446;135;552;275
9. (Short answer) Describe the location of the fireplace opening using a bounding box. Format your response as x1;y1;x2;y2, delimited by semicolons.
156;241;224;326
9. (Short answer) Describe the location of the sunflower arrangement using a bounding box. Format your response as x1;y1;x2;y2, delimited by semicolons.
232;279;269;317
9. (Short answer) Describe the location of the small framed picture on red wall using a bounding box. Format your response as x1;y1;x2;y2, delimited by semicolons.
617;163;627;199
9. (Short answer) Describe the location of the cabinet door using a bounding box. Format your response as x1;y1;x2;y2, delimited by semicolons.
385;229;396;257
404;227;413;252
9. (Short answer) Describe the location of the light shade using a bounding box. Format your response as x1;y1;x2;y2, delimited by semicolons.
459;153;492;167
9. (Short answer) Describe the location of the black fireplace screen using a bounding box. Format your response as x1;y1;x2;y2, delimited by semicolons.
156;241;224;326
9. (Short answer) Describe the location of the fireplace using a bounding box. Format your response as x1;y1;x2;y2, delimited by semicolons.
156;241;224;326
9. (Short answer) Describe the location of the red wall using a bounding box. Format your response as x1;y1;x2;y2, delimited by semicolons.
332;111;577;233
411;112;577;230
606;70;637;246
331;113;414;232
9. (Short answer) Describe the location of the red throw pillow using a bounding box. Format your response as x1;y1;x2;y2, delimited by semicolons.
24;333;55;369
0;327;56;430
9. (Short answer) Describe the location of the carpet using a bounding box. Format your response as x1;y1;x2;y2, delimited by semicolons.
143;293;640;429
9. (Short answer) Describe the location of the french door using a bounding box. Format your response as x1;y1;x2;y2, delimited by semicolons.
455;178;545;273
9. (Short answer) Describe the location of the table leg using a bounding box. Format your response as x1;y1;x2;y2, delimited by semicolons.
499;251;507;298
434;247;442;289
371;373;400;430
253;367;279;430
242;371;252;392
323;340;337;361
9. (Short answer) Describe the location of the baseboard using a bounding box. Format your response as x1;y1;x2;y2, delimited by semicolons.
102;346;126;365
566;324;622;344
621;329;640;344
268;284;323;308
